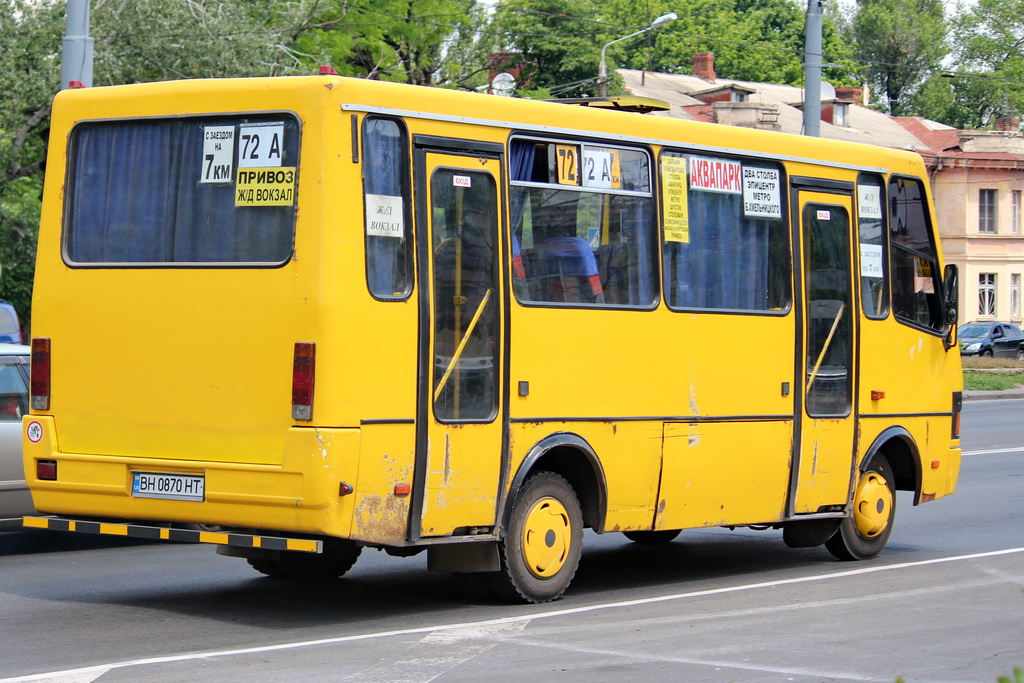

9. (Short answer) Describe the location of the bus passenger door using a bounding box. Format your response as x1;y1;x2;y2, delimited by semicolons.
792;188;857;514
412;144;506;539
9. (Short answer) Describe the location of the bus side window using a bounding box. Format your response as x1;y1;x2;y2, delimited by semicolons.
362;117;412;299
508;138;657;308
662;152;790;313
857;174;889;319
889;176;942;330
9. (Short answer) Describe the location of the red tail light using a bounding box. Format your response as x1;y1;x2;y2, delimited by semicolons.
37;460;57;480
292;342;315;421
31;338;51;410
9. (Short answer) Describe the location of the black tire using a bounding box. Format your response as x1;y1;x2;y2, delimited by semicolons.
982;348;994;357
825;455;896;561
623;529;681;544
1016;348;1024;361
487;472;583;603
247;539;362;580
247;558;287;578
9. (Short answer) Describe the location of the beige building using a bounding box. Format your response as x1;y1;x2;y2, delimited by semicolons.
897;118;1024;325
618;54;1024;326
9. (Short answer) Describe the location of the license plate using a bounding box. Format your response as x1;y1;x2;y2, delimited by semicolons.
131;471;205;502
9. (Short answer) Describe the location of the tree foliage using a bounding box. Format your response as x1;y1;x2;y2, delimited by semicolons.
487;0;858;98
0;0;66;330
487;0;608;97
913;0;1024;129
294;0;488;87
852;0;948;115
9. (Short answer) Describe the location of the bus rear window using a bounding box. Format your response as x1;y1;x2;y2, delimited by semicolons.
64;115;299;265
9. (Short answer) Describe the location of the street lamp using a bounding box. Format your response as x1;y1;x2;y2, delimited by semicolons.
599;12;677;97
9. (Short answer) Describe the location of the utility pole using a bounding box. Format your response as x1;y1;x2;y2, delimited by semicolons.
803;0;823;137
61;0;94;89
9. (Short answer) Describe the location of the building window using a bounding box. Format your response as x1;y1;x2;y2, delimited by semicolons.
979;189;997;233
1013;191;1021;234
979;273;996;317
1012;273;1021;319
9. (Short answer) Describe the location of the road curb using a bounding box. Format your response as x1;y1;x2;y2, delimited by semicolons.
962;389;1024;401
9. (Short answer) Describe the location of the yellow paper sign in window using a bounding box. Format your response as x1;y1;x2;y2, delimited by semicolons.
661;155;689;243
235;167;296;206
555;144;580;186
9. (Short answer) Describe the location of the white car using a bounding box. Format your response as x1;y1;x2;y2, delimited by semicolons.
0;344;32;528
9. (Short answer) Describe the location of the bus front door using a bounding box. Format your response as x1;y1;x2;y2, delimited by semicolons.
413;146;506;539
792;189;857;514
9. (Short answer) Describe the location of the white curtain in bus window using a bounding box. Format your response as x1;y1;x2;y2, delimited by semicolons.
362;117;412;298
889;177;942;330
661;152;790;312
857;174;889;319
65;116;298;264
508;138;657;307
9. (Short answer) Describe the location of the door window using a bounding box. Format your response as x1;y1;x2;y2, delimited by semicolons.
430;170;498;421
804;203;852;417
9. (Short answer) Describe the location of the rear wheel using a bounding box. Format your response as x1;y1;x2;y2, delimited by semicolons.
488;472;583;603
247;539;362;580
1016;348;1024;361
623;529;680;544
825;455;896;561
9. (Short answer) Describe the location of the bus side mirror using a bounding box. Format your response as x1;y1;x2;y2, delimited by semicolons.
942;264;958;324
942;264;959;350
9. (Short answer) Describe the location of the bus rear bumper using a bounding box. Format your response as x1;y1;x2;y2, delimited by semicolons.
22;417;361;537
22;515;323;552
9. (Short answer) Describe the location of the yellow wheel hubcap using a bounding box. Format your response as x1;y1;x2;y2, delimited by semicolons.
522;496;572;578
853;470;892;539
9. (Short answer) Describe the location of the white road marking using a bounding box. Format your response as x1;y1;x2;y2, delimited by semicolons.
340;622;527;683
3;546;1022;682
964;447;1024;456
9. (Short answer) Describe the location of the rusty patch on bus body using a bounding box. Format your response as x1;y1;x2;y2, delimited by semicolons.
919;492;936;503
353;492;409;545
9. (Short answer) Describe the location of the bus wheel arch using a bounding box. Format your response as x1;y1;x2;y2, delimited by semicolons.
862;427;921;502
485;433;606;603
504;432;607;534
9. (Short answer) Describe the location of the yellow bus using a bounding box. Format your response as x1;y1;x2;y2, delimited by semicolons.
23;73;962;603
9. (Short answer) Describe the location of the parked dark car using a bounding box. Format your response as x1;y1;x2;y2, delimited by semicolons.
958;321;1024;359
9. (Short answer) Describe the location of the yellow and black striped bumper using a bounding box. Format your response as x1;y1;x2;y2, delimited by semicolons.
22;516;322;553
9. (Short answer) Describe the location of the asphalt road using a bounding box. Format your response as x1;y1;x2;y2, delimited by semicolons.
1;400;1022;683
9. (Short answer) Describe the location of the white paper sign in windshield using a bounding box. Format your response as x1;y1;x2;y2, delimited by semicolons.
742;166;781;218
238;122;285;167
201;125;234;183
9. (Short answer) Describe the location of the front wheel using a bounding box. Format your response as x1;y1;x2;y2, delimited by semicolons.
488;472;583;603
825;455;896;561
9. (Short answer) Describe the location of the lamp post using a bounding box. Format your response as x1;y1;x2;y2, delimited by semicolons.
599;12;677;97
